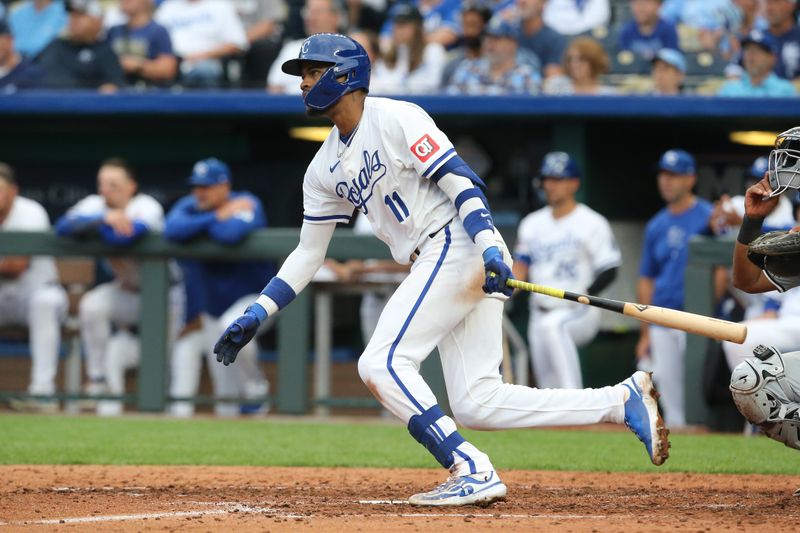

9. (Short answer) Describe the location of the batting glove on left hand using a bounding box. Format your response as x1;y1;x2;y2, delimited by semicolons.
482;246;514;297
214;305;265;366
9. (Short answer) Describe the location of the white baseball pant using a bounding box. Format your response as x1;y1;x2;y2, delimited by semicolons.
84;282;185;416
649;325;686;428
722;317;800;371
170;294;271;418
356;220;627;477
0;282;67;395
528;305;600;389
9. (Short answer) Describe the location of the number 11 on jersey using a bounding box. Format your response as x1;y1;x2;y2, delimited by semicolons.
385;191;409;222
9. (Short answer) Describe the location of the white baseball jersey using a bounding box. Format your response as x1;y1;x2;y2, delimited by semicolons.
155;0;248;58
65;194;164;288
515;204;621;310
0;196;57;289
302;96;458;264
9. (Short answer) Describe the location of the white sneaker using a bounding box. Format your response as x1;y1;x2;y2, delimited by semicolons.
408;471;507;507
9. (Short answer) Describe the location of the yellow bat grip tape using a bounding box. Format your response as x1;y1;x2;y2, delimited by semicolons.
505;279;566;299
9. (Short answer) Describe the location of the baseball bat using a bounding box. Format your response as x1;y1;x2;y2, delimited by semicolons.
506;279;747;344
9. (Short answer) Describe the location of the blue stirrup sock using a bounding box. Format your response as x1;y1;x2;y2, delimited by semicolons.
407;405;466;469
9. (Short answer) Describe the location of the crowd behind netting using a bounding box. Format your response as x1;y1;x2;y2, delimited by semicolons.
1;0;799;96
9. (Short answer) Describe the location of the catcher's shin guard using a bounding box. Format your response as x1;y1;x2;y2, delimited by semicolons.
730;345;800;450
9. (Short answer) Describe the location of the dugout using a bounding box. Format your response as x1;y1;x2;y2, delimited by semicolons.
0;92;798;425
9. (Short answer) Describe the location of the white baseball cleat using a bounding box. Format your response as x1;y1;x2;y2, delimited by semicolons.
621;371;670;466
408;471;507;506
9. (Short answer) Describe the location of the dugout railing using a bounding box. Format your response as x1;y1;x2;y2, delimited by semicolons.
0;230;733;424
0;229;391;414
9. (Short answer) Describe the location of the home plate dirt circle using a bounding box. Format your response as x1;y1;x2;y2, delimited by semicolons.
0;466;798;531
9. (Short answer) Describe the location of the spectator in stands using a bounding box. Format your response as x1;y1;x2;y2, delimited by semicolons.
661;0;741;52
349;28;380;65
764;0;800;79
164;158;273;418
344;0;387;34
36;0;125;91
371;4;446;94
718;30;796;96
380;0;462;49
509;0;567;80
8;0;67;59
233;0;287;88
0;163;67;413
107;0;177;88
54;158;181;415
446;18;540;95
0;18;46;90
267;0;341;93
721;0;769;61
542;0;610;36
619;0;679;61
651;47;685;94
441;1;491;86
543;36;615;95
155;0;249;88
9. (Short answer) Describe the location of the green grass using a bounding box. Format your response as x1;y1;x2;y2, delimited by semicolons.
1;414;798;475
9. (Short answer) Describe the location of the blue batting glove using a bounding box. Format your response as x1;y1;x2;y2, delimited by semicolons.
213;304;266;366
482;246;514;297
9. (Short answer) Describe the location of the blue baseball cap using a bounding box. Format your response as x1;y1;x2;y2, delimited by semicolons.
658;149;696;175
741;29;778;55
188;158;231;186
652;48;685;74
749;156;768;179
485;18;520;40
540;151;581;179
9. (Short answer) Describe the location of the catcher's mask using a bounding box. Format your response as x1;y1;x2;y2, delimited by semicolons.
768;127;800;197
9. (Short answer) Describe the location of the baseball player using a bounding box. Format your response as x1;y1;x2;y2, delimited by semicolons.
164;158;274;417
0;163;68;413
55;158;184;415
213;33;670;507
637;149;713;428
512;152;621;389
727;127;800;453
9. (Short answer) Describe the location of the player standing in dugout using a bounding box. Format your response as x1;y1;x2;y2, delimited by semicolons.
213;33;670;506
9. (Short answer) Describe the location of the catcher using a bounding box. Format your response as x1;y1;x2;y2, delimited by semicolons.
729;127;800;454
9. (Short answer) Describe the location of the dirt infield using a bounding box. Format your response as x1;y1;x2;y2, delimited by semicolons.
0;466;797;532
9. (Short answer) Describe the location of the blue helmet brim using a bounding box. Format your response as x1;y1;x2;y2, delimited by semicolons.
281;58;335;76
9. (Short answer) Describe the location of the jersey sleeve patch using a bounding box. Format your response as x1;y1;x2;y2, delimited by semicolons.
410;134;440;163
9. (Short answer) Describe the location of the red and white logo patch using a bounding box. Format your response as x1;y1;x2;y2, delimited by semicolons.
410;134;440;163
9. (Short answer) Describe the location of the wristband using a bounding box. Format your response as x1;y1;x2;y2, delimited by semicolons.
737;215;765;245
246;303;268;324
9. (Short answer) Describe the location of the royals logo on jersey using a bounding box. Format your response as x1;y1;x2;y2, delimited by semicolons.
301;97;460;264
334;150;387;214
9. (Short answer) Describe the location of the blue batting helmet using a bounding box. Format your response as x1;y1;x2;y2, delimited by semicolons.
540;151;581;179
281;33;370;111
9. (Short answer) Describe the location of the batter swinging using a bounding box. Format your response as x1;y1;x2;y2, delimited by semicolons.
213;33;670;506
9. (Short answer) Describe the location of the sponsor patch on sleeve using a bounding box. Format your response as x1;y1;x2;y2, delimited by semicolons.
410;134;440;163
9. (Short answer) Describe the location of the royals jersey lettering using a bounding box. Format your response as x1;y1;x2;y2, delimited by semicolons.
515;204;621;310
302;97;459;264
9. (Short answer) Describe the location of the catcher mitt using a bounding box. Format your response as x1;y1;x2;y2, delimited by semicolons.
747;230;800;291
